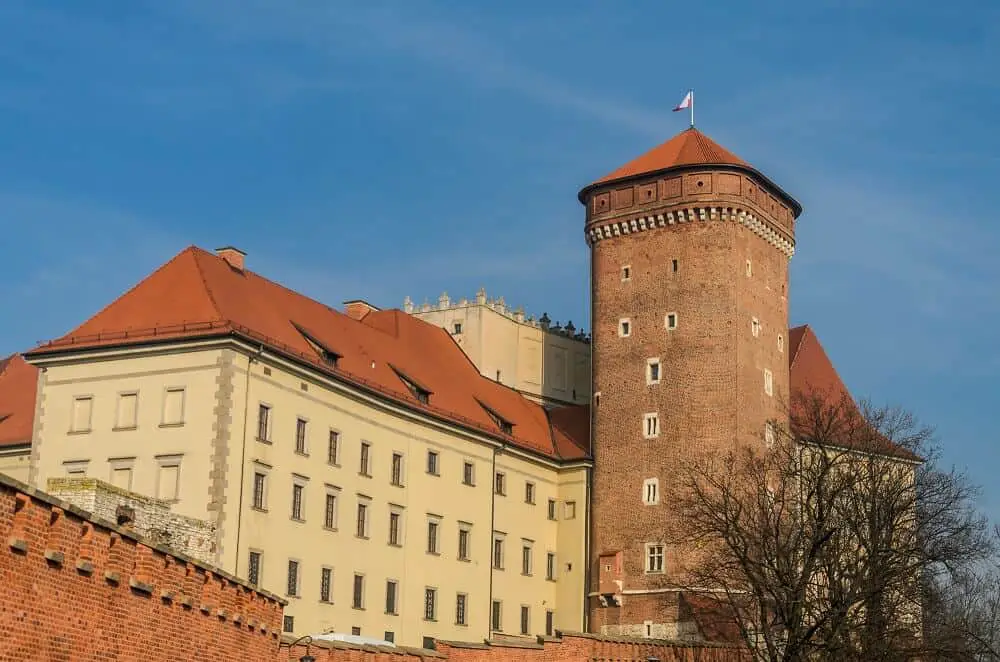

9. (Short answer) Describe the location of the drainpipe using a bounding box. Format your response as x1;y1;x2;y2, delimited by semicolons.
486;440;504;641
233;345;262;572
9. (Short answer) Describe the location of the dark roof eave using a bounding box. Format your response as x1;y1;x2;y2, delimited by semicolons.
577;162;802;218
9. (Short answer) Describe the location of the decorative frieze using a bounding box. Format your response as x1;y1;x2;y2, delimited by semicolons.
585;205;796;259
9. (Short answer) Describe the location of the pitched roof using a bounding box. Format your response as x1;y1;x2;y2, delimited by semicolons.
27;246;590;462
590;128;748;187
579;127;802;217
788;325;920;462
0;354;37;448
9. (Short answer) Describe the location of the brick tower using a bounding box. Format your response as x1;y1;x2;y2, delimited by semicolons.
580;128;802;638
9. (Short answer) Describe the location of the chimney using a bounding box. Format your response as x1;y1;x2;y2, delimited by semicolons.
215;246;246;271
343;299;380;321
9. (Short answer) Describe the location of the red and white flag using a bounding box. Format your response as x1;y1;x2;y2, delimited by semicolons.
673;90;693;112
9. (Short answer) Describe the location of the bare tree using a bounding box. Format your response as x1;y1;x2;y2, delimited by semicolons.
670;392;996;662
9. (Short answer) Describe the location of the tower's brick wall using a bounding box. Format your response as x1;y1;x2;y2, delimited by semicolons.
585;167;795;633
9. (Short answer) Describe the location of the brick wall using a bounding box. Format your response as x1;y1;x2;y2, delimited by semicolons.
284;632;747;662
0;473;283;661
0;472;743;662
46;477;217;565
584;167;795;633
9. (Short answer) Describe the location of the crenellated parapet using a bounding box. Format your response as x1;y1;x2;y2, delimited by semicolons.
581;167;799;259
404;289;592;343
0;472;285;659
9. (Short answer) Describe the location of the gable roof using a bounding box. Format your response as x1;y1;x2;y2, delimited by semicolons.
788;325;920;462
0;354;37;448
26;246;590;462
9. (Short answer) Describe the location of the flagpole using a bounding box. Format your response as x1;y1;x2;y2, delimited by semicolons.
690;89;695;128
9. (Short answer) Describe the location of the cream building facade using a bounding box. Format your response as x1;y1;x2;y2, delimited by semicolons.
22;246;591;648
404;291;591;408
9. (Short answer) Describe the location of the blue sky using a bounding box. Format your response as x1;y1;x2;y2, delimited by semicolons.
1;1;997;517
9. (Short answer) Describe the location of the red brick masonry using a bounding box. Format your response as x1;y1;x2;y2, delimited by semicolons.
0;473;746;661
0;473;285;661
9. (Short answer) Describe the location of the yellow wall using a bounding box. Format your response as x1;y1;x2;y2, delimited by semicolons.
28;340;590;647
0;446;30;482
30;346;225;523
409;298;591;407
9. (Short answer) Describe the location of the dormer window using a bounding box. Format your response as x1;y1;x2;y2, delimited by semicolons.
293;322;341;368
391;366;431;405
479;401;514;435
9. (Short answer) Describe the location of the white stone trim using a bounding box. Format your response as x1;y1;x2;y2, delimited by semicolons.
586;205;796;258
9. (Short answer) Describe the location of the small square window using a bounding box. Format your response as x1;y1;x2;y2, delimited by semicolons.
463;461;475;486
646;358;661;385
351;627;361;636
764;369;774;397
328;430;340;465
564;501;577;519
643;413;659;439
162;387;185;426
618;318;631;338
665;313;678;330
352;573;365;609
645;544;665;573
295;418;308;454
283;615;294;633
494;472;506;496
390;452;404;487
453;322;463;335
360;442;372;476
524;481;535;504
493;535;505;569
427;450;440;476
621;265;631;281
643;477;659;505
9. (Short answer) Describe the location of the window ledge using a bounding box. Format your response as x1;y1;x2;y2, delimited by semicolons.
255;437;272;445
251;506;269;514
158;422;185;429
388;543;403;549
355;535;370;541
426;551;441;557
67;429;91;436
351;606;366;612
327;462;341;468
322;526;338;533
113;426;138;432
290;517;305;524
294;451;309;458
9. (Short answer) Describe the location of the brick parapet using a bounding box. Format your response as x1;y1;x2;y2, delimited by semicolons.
0;472;284;661
281;632;746;662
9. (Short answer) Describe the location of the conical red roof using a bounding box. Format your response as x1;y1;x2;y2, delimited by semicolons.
591;128;748;186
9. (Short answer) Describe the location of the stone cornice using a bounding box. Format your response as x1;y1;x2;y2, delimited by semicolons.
585;204;796;259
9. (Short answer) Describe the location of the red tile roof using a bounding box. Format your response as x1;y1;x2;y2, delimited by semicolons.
0;354;37;448
579;127;802;217
590;128;748;187
788;325;920;462
26;246;590;462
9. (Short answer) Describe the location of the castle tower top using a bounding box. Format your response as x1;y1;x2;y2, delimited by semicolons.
578;128;802;218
